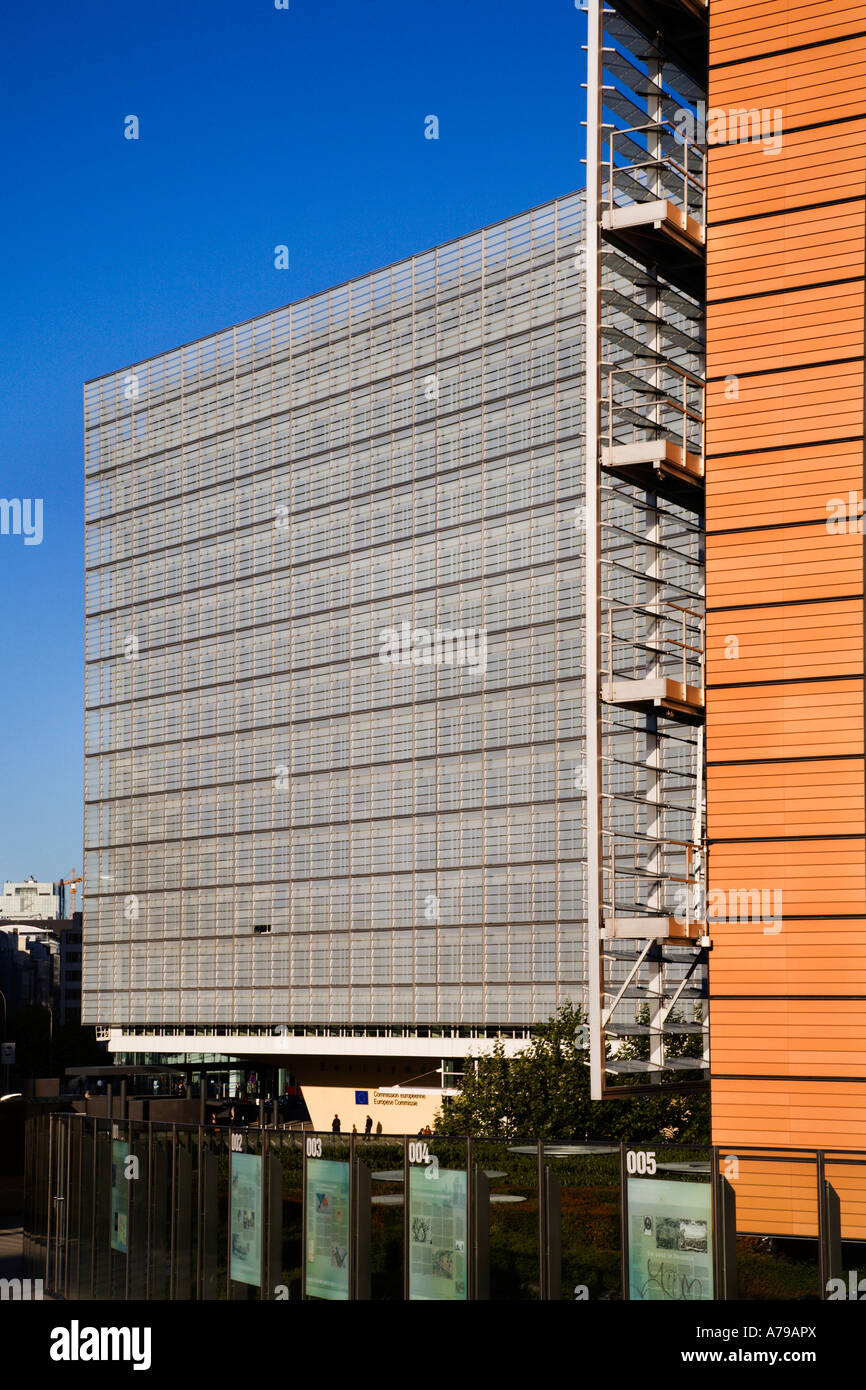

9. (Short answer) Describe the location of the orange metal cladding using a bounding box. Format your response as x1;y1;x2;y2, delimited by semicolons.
706;0;866;1224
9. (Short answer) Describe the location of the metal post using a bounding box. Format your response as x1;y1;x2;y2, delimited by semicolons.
354;1149;371;1301
169;1125;177;1299
124;1117;131;1302
201;1130;219;1301
710;1143;720;1296
644;47;666;1078
466;1136;474;1301
817;1150;827;1297
402;1134;409;1301
45;1114;54;1292
144;1121;153;1301
817;1152;842;1298
63;1117;72;1299
89;1117;97;1299
619;1143;630;1299
711;1147;738;1300
261;1128;268;1298
75;1115;84;1297
584;0;605;1102
301;1134;308;1300
196;1122;203;1301
537;1138;546;1299
106;1117;113;1300
226;1130;234;1301
348;1131;355;1299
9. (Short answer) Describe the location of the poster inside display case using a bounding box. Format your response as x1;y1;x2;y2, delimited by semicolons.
408;1165;468;1302
230;1152;262;1287
627;1175;713;1300
304;1157;351;1300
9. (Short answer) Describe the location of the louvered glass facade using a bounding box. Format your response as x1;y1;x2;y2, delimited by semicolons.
83;192;595;1029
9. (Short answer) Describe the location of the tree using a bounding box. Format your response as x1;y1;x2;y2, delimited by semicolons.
615;1004;710;1144
434;1002;709;1142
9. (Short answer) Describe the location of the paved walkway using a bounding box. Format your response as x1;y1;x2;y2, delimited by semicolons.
0;1223;25;1278
0;1226;61;1298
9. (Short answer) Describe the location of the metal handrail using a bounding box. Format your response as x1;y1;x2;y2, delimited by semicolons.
603;595;704;688
606;355;706;393
607;835;704;932
666;601;705;690
608;837;703;919
605;121;706;225
604;359;704;460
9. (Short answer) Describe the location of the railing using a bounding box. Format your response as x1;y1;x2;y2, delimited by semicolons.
605;121;706;226
666;601;705;693
23;1113;866;1301
604;596;705;690
604;358;705;461
608;835;705;927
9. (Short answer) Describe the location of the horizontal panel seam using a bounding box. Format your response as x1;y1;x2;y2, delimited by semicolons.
707;433;864;460
709;195;866;230
707;354;864;384
710;29;866;72
707;596;865;614
708;276;865;308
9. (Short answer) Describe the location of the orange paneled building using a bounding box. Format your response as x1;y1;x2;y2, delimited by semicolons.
706;0;866;1150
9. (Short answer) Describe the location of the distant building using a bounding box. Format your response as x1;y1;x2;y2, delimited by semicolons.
0;922;57;1015
57;916;83;1025
0;913;83;1026
0;878;58;921
83;192;592;1044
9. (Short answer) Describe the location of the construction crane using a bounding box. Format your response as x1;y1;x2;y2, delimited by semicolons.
55;872;82;920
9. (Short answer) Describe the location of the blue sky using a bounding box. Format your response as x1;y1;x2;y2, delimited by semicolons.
0;0;587;887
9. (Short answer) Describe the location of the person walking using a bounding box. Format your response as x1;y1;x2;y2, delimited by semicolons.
332;1113;341;1134
364;1114;373;1139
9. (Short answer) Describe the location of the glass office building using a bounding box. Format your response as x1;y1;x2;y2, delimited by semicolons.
83;186;701;1045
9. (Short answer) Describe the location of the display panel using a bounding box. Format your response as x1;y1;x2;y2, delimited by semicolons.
110;1138;129;1254
408;1164;468;1301
230;1152;263;1287
304;1157;350;1300
626;1176;713;1301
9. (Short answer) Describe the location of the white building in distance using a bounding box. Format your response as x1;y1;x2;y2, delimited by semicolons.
0;878;59;921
